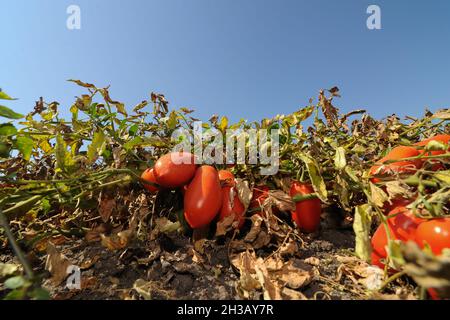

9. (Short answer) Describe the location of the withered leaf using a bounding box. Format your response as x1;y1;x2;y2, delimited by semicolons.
45;242;72;285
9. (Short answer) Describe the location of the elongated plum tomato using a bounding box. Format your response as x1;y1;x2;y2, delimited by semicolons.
371;207;424;269
369;146;422;183
218;171;245;229
414;134;450;170
154;152;197;188
184;166;223;229
141;168;159;193
415;218;450;256
289;182;322;233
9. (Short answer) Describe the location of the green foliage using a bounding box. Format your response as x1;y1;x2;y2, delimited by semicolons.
0;82;449;299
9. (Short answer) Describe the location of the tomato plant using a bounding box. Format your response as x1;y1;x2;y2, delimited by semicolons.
414;134;450;170
183;165;223;229
370;146;422;183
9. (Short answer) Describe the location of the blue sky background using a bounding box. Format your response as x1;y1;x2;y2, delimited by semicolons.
1;0;450;123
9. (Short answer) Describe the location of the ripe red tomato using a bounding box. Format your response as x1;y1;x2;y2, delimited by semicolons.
415;218;450;256
141;168;159;193
289;182;322;233
370;146;422;183
415;134;450;170
154;152;197;188
415;134;450;152
218;170;235;187
371;207;424;268
184;166;223;229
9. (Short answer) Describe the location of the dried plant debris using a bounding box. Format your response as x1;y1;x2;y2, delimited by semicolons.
0;83;449;300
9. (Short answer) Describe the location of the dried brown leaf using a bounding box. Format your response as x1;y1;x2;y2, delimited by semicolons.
45;242;72;285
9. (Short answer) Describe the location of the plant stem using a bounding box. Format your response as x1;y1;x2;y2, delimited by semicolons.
0;209;34;279
292;193;318;202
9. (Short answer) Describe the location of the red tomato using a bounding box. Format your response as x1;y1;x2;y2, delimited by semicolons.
218;170;235;187
219;186;245;229
415;134;450;170
428;288;441;300
141;168;159;193
371;207;424;268
184;166;223;229
370;146;422;183
415;218;450;256
415;134;450;152
289;182;322;233
154;152;197;188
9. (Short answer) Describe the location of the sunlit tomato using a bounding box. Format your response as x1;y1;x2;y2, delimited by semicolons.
415;134;450;152
154;152;197;188
415;218;450;256
184;166;223;229
141;168;159;193
415;134;450;170
218;170;235;187
289;182;322;233
220;186;245;229
371;207;424;269
370;146;422;183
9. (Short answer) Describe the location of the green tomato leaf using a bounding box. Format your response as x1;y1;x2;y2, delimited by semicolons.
87;130;106;164
30;287;51;300
123;136;143;151
15;135;34;161
219;116;228;132
0;105;24;119
4;275;26;289
0;263;19;278
0;91;17;100
353;204;373;262
434;170;450;184
299;154;328;202
167;111;178;130
334;146;346;170
55;134;75;172
0;123;17;136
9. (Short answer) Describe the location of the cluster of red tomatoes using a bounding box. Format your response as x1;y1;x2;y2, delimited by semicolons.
140;151;322;233
369;134;450;299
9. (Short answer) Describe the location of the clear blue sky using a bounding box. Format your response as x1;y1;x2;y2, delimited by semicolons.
1;0;450;123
